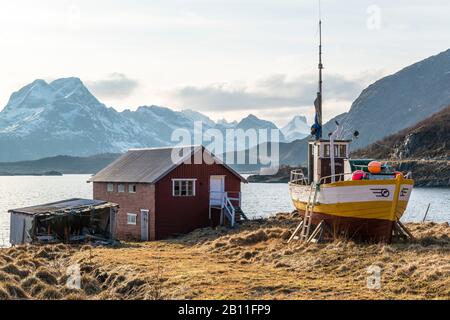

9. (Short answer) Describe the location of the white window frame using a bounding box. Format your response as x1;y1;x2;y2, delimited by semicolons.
339;144;348;158
118;184;125;193
127;213;137;225
128;184;136;193
107;183;114;192
334;145;339;157
172;179;197;197
323;144;330;158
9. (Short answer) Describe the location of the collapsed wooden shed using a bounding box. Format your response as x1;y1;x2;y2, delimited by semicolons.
9;198;119;245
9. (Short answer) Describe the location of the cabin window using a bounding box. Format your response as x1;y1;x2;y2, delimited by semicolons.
118;184;125;193
172;179;196;197
127;213;137;225
334;145;339;157
339;145;347;158
107;183;114;192
128;184;136;193
324;144;330;157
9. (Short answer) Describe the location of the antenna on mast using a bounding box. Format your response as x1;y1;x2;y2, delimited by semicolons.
311;1;323;140
318;19;323;137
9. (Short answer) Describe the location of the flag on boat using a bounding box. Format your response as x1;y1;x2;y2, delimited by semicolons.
311;93;322;140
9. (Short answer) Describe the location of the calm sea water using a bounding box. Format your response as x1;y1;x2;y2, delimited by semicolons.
0;175;449;246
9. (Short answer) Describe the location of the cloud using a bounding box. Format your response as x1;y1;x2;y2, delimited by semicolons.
87;73;139;99
170;71;383;111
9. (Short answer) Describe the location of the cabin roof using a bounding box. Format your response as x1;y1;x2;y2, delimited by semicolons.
88;145;247;184
8;198;118;216
308;139;352;143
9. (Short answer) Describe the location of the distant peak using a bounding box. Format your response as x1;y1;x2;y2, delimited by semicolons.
136;105;164;112
217;118;238;126
31;79;49;86
3;79;54;110
291;115;307;124
243;114;259;120
50;77;84;89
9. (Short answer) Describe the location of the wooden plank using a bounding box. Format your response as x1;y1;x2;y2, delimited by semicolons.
287;220;304;243
307;221;324;244
397;221;415;240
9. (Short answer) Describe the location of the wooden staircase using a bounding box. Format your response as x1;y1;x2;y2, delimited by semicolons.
234;206;249;221
210;191;248;227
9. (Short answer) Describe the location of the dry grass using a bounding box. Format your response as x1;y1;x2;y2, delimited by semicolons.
0;213;449;300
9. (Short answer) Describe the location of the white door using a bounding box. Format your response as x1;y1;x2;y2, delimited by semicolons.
210;176;225;206
140;209;149;241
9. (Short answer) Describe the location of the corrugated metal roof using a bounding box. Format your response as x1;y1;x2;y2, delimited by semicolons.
9;198;118;216
88;145;246;184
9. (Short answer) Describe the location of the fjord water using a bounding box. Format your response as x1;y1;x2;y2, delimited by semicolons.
0;175;449;246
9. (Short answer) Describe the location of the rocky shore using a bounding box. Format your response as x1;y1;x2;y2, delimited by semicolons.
387;160;449;187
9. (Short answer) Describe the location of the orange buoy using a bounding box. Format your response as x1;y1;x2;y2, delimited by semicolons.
368;161;382;174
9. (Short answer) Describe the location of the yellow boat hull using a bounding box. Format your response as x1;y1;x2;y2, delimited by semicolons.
289;175;414;242
289;175;414;222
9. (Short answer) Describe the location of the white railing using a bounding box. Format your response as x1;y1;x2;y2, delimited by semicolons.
318;173;353;184
223;197;236;227
209;191;241;207
226;191;242;208
209;191;241;227
290;171;355;186
290;169;309;185
292;169;412;187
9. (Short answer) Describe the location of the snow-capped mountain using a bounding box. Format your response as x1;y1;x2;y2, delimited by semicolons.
0;78;161;161
224;114;285;152
0;78;291;161
181;109;216;127
281;115;310;142
216;119;238;128
236;114;279;131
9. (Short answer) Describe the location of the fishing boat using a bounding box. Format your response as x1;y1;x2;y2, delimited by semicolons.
288;20;414;243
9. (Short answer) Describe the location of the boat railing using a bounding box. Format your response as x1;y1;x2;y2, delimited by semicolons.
292;170;411;186
290;169;309;185
319;173;353;184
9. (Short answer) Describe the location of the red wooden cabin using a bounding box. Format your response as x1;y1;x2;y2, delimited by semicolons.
89;145;247;241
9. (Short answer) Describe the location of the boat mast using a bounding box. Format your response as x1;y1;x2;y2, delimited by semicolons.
317;19;323;139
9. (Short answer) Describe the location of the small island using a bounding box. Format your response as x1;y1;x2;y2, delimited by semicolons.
0;171;63;177
247;165;304;183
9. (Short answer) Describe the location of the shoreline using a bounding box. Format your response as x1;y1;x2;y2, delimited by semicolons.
1;213;449;300
0;171;63;177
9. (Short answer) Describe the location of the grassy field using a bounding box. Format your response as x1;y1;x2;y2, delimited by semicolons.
1;213;449;300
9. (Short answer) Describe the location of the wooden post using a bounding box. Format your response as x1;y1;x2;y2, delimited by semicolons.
422;203;431;223
307;220;324;243
287;220;304;243
396;220;415;241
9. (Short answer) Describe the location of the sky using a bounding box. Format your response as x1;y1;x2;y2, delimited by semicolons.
0;0;449;127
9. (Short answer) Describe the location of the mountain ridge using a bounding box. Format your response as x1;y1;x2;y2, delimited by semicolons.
0;77;299;161
352;105;450;160
333;48;450;150
350;105;450;187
